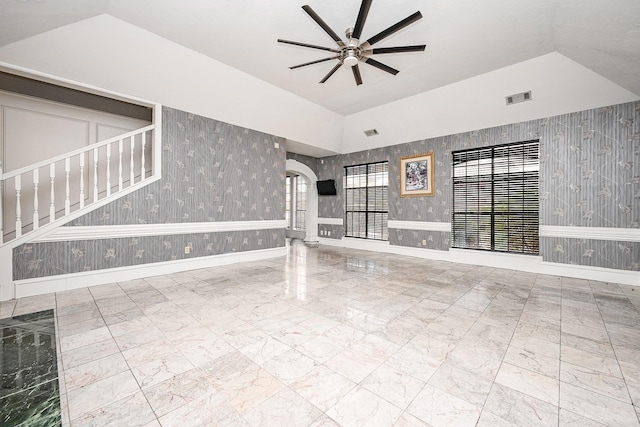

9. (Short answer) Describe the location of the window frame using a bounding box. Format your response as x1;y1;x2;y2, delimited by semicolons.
451;140;540;255
344;161;389;241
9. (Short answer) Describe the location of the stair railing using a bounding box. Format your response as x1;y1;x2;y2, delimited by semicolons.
1;124;155;244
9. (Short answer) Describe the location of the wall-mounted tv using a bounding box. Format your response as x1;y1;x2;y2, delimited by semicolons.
316;179;337;196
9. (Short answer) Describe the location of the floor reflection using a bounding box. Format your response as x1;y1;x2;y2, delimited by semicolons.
0;309;61;426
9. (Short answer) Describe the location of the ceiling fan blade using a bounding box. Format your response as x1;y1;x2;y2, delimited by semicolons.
352;0;373;40
371;45;426;54
278;39;340;53
290;56;339;70
365;11;423;46
352;65;363;86
320;62;343;83
364;58;399;75
302;5;345;46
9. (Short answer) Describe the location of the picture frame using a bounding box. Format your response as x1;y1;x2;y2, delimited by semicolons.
400;152;435;197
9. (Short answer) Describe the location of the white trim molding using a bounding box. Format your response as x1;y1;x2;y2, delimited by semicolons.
13;247;287;299
387;220;451;233
33;220;287;243
286;159;319;243
318;238;639;287
318;217;344;225
540;225;640;242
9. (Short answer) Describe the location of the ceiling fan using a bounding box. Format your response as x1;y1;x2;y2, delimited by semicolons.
278;0;425;86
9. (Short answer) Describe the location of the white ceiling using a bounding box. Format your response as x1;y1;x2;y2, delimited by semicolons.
1;0;639;118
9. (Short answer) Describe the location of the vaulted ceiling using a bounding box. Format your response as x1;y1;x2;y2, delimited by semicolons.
1;0;639;117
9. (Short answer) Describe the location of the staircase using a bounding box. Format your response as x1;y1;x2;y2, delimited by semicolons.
1;124;158;247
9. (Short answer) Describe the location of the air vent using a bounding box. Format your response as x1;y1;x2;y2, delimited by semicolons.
364;129;379;137
506;91;532;106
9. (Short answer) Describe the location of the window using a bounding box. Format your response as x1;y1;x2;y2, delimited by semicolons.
452;140;539;255
295;176;306;231
285;176;291;229
345;162;388;240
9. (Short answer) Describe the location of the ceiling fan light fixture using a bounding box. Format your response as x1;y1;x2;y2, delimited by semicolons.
280;2;425;84
344;50;359;67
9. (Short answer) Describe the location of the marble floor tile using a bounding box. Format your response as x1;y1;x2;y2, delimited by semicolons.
495;362;559;405
0;300;17;318
386;346;440;384
290;365;357;412
559;408;608;426
560;361;631;403
6;242;640;426
242;388;323;427
215;365;285;413
240;335;292;365
59;327;113;353
393;412;431;427
262;348;319;385
559;381;639;426
57;317;106;339
327;386;403;427
66;370;139;421
482;382;558;426
362;362;426;409
142;368;216;417
158;390;245;427
502;344;560;379
63;352;129;392
427;362;493;407
61;338;120;370
407;384;481;427
619;360;640;406
69;391;156;427
129;351;194;388
56;306;102;327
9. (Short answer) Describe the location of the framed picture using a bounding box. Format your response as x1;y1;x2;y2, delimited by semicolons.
400;152;435;197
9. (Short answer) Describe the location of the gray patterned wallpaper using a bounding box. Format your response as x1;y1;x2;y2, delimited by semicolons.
318;101;639;271
286;152;318;177
70;107;286;224
14;229;285;280
13;107;287;280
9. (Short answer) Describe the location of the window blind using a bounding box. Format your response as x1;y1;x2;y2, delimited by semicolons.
345;161;389;240
452;140;539;255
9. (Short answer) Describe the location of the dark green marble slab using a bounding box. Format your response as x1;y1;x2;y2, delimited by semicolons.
0;309;61;427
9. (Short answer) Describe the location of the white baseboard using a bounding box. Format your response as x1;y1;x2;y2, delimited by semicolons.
387;220;451;233
317;217;343;225
318;237;639;287
13;247;287;299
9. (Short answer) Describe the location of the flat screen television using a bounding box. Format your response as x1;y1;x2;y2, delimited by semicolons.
316;179;337;196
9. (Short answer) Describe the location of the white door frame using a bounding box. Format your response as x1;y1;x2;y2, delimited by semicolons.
285;159;318;243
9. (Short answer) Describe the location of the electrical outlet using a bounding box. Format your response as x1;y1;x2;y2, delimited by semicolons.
274;142;279;149
422;239;427;245
184;246;190;254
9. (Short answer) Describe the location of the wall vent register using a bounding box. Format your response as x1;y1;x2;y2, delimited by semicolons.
505;90;532;106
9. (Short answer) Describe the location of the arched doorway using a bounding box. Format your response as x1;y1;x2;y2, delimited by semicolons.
285;159;318;243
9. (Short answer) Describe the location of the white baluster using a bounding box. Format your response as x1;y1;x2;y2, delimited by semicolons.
49;163;56;223
93;148;99;202
15;175;22;238
65;158;71;215
33;169;39;230
0;165;3;244
79;155;85;208
130;135;135;185
106;143;112;197
141;131;146;180
118;139;123;191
